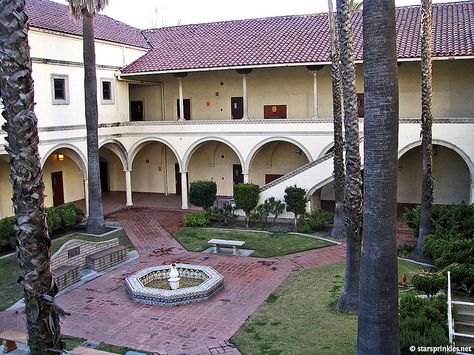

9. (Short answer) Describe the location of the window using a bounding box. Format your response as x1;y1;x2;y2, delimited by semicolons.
100;78;114;104
51;74;69;105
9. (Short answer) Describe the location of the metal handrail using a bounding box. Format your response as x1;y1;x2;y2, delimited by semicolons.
447;271;454;345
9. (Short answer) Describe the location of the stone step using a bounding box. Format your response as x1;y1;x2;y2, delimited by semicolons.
455;322;474;335
456;311;474;324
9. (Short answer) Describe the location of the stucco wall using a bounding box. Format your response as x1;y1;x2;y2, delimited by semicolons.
129;84;163;121
42;154;85;208
131;143;178;194
99;148;126;191
0;157;13;218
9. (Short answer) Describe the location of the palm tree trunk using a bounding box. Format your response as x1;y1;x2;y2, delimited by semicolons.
357;0;400;353
83;9;105;234
0;1;63;352
415;0;434;257
328;0;346;239
335;0;363;314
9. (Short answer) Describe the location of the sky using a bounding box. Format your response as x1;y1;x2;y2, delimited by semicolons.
52;0;465;29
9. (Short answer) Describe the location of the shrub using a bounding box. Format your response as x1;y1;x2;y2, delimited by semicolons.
56;204;81;228
208;204;236;226
399;293;449;354
45;207;62;234
297;208;333;233
284;185;307;228
251;202;272;228
267;197;285;226
183;211;210;227
268;225;291;234
412;272;446;296
233;183;259;228
189;181;217;210
441;263;474;295
397;245;414;258
0;217;15;253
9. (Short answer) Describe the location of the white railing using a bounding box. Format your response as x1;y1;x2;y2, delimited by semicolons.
447;271;474;346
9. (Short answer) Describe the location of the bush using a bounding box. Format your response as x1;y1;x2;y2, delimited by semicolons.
189;181;217;210
251;202;272;228
45;207;62;234
233;183;259;228
55;203;84;229
412;272;446;296
284;185;307;228
207;204;236;226
183;211;210;227
0;217;15;253
397;245;414;258
399;293;449;354
297;208;333;234
268;225;291;234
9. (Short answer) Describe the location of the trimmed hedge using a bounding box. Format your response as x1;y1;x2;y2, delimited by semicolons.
183;211;210;227
189;180;217;210
0;203;85;254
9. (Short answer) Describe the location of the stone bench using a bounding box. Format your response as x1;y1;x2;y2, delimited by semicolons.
208;239;245;255
53;264;81;291
86;245;128;272
0;330;27;353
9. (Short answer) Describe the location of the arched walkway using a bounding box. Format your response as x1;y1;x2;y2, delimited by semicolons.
99;143;127;193
248;140;311;187
42;147;87;209
0;155;13;218
185;139;244;198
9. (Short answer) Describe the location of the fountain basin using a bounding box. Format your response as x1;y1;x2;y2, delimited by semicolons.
125;263;224;307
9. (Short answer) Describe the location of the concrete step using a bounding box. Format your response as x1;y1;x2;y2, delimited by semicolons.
456;311;474;324
455;322;474;335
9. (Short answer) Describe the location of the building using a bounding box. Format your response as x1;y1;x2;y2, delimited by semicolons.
0;0;473;219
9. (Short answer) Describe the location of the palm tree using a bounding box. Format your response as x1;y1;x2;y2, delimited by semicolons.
328;0;346;239
0;0;64;352
415;0;434;257
67;0;108;234
357;0;400;353
335;0;363;314
349;0;363;11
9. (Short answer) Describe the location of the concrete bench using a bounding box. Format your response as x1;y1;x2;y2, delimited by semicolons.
53;264;81;291
0;330;27;353
208;239;245;255
86;245;128;272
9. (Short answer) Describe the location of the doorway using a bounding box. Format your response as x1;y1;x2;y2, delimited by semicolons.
176;99;191;120
231;97;243;119
51;171;64;207
130;101;144;121
100;161;109;192
233;164;244;184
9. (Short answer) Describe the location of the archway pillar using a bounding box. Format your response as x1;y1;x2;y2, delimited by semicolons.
243;173;249;183
124;169;133;206
181;171;189;209
470;180;474;204
83;178;89;217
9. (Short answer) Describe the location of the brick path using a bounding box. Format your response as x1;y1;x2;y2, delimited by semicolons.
0;207;345;354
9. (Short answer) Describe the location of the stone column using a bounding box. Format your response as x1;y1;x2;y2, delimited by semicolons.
83;178;89;217
173;72;188;121
125;169;133;206
306;65;324;119
181;171;189;209
236;68;253;120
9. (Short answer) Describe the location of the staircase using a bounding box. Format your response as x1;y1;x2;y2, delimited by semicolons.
447;272;474;351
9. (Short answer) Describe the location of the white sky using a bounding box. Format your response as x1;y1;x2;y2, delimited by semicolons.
52;0;465;29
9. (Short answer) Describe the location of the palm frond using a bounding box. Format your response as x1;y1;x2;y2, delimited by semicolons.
67;0;109;19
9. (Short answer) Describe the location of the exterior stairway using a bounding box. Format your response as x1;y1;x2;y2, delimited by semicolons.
453;300;474;349
259;152;334;207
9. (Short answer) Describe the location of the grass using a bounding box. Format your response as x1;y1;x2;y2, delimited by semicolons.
231;260;424;354
0;230;133;311
174;227;333;258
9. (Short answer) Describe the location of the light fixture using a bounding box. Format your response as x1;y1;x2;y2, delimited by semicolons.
55;153;64;161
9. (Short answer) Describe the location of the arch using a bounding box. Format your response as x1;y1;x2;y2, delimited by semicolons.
128;137;182;171
183;137;245;172
245;137;313;173
99;139;128;170
306;176;334;200
41;143;87;176
317;142;335;159
398;139;474;178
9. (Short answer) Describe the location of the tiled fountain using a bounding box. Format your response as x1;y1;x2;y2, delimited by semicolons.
125;263;224;307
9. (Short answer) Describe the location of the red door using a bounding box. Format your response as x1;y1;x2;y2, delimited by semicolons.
231;97;243;119
52;171;64;207
264;105;287;119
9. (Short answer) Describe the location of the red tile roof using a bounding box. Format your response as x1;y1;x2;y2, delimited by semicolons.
25;0;149;49
121;1;474;74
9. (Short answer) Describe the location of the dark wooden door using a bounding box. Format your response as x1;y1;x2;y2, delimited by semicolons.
265;174;284;184
52;171;64;207
357;93;364;118
175;163;181;195
233;164;244;184
264;105;287;119
100;161;109;192
130;101;144;121
231;97;243;119
176;99;191;120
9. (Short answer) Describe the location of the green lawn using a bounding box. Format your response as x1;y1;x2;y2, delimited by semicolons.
231;260;423;354
174;227;333;258
0;230;133;311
